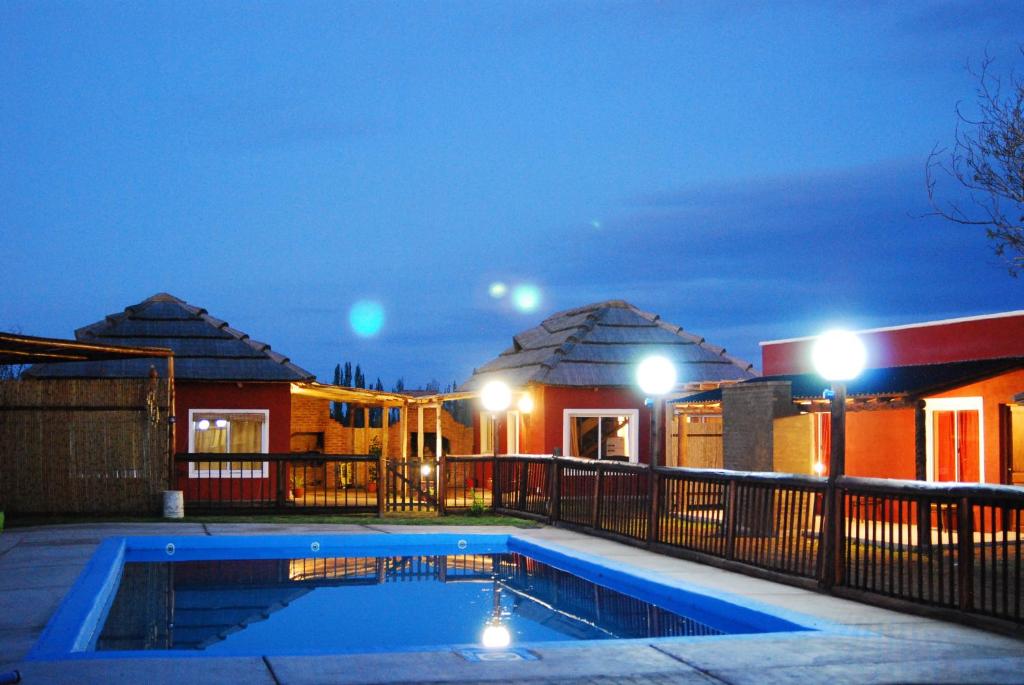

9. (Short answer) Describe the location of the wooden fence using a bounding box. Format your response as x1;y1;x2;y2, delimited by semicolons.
493;455;1024;632
0;378;171;514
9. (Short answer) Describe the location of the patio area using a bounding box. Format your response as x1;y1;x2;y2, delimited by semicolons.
0;521;1022;684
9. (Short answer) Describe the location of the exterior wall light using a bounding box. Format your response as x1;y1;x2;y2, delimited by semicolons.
517;393;534;414
196;419;210;431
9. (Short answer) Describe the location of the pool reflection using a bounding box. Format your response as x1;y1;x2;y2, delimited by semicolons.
96;552;724;653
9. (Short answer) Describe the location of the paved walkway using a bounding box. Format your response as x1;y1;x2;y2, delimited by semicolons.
0;521;1022;684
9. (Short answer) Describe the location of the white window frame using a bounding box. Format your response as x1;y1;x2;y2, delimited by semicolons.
507;410;521;454
479;411;495;455
562;408;640;464
188;408;270;478
924;397;985;483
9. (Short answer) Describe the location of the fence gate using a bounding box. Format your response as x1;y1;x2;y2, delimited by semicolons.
385;459;438;513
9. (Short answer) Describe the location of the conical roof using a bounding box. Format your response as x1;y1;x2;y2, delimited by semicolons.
26;293;314;381
463;300;757;389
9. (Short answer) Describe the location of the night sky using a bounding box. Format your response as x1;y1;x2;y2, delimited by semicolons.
2;2;1021;388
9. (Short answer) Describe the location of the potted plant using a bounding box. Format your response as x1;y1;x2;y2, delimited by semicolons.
292;470;305;499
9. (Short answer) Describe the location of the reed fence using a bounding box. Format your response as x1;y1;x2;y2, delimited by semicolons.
0;378;170;514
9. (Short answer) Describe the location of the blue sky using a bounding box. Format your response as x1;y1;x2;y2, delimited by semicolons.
2;1;1021;387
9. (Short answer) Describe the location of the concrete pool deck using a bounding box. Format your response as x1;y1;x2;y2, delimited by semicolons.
0;522;1021;684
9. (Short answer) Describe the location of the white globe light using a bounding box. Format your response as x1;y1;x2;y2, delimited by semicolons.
812;330;866;381
481;624;511;649
420;464;432;476
196;419;210;431
636;356;677;396
480;380;512;412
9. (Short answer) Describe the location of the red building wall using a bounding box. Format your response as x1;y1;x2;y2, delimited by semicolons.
174;381;293;501
762;311;1024;375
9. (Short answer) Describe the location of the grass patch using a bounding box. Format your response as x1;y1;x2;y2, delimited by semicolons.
5;513;539;529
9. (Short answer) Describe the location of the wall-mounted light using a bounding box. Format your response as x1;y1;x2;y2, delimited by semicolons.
196;419;210;431
517;393;534;414
215;419;228;429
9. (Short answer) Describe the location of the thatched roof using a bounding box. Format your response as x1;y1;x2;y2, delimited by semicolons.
26;293;314;382
463;300;757;390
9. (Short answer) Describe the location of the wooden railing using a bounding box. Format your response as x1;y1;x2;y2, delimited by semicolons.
493;455;1024;630
174;453;379;513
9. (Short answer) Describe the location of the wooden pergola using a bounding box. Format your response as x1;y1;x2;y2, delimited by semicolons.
0;331;174;366
289;381;479;460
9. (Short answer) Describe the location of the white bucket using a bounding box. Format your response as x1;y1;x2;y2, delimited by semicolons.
162;490;184;519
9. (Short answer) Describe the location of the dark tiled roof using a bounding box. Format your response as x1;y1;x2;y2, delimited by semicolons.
675;356;1024;405
463;300;757;390
25;293;314;382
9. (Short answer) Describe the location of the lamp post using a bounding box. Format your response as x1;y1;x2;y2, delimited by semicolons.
637;355;678;545
813;329;866;589
481;380;511;509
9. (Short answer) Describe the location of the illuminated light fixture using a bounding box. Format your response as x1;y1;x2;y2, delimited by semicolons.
517;393;534;414
215;419;228;429
420;464;432;477
196;419;210;431
636;356;677;396
812;330;866;382
481;380;512;413
813;461;826;476
481;623;511;649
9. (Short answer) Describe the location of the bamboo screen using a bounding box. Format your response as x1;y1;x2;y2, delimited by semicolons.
0;378;170;515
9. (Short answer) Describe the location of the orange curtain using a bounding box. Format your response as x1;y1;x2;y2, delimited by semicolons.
958;410;981;482
934;411;956;481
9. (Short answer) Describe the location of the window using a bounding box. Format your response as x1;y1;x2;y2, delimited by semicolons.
563;409;639;463
925;397;984;483
188;409;269;478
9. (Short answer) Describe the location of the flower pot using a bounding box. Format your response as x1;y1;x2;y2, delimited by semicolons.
367;482;377;493
292;487;305;498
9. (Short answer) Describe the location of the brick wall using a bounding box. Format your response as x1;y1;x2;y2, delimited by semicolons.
289;395;473;457
722;381;797;471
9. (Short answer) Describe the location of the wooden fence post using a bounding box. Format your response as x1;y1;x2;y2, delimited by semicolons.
438;452;447;517
725;479;737;560
492;455;502;512
957;496;974;611
647;466;660;546
518;460;530;511
376;451;386;518
549;457;561;523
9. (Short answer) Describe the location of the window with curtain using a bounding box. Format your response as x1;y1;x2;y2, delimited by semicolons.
189;410;268;478
933;409;981;482
564;411;637;463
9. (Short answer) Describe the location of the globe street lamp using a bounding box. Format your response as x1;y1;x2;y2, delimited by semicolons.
480;380;512;456
812;329;866;589
637;355;678;467
637;356;677;544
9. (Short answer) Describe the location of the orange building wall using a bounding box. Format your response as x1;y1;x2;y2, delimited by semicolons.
845;408;917;479
930;368;1024;484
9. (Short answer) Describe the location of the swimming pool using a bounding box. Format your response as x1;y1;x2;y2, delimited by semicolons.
30;534;821;660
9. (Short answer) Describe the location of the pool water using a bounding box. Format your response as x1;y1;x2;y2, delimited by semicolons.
31;534;814;659
98;552;729;653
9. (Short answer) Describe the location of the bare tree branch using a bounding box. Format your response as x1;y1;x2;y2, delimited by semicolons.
926;49;1024;276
